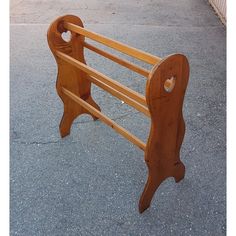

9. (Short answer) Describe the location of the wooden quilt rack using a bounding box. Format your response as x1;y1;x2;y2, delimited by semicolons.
47;15;189;213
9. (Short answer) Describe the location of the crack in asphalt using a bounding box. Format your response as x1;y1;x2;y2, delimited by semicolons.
11;110;141;145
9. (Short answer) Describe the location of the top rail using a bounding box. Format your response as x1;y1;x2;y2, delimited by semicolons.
63;22;162;65
83;42;150;78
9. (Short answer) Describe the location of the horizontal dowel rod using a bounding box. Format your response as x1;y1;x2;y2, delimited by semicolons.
56;51;147;106
63;22;162;65
83;42;150;78
62;87;146;151
88;75;150;117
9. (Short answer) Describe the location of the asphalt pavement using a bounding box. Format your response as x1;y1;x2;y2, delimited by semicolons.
10;0;226;235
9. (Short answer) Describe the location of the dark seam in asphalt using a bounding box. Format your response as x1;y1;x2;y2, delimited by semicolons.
10;23;225;28
12;110;141;145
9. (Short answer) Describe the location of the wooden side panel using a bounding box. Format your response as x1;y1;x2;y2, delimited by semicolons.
47;15;101;137
139;54;189;213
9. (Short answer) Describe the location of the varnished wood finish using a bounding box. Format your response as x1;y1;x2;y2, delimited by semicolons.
56;51;147;106
64;22;161;65
47;15;101;137
83;42;150;77
62;87;146;151
83;75;150;117
139;54;189;213
47;15;189;214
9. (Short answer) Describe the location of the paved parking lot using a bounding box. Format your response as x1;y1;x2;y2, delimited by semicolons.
10;0;226;235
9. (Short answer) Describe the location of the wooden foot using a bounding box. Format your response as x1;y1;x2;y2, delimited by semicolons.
59;95;101;138
139;160;185;213
59;109;78;138
173;161;185;183
139;168;167;213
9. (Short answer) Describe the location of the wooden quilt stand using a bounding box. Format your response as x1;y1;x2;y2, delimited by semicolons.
47;15;189;213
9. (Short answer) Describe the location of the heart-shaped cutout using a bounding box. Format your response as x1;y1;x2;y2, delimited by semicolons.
164;76;176;93
61;31;72;42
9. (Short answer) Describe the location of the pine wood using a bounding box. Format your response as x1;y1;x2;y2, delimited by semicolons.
63;21;161;65
56;50;147;106
47;15;101;137
139;54;189;213
83;42;150;77
47;15;189;214
82;75;150;117
56;50;150;117
62;87;146;151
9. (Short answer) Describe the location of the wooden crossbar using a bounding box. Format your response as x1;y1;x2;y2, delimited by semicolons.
56;51;147;107
62;87;146;151
47;14;190;214
83;42;150;77
63;22;162;65
86;75;150;117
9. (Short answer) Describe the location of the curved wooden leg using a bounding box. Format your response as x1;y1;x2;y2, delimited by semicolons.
139;167;167;213
84;95;101;121
173;161;185;183
59;95;101;137
139;160;185;213
59;107;79;138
